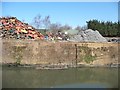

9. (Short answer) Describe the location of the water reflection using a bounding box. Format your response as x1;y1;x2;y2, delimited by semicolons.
2;66;118;88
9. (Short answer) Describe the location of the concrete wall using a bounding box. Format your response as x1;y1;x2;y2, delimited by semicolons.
1;39;119;66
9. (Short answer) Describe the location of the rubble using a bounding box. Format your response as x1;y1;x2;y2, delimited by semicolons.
69;29;107;42
0;17;44;39
0;17;108;42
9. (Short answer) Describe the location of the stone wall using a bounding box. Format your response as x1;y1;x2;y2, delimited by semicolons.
1;39;119;66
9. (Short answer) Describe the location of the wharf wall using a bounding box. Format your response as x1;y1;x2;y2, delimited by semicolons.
0;39;119;66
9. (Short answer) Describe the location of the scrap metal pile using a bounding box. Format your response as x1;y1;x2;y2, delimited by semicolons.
0;17;108;42
0;17;44;39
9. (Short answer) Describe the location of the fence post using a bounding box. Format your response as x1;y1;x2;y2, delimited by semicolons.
75;44;77;67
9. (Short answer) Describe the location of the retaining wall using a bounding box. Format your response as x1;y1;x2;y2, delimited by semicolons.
0;39;119;66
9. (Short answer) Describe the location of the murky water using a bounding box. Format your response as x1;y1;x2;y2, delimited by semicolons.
2;66;118;88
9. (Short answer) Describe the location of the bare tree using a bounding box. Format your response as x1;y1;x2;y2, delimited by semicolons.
75;25;81;30
81;25;87;30
43;15;51;30
60;24;72;30
33;14;42;29
49;23;62;33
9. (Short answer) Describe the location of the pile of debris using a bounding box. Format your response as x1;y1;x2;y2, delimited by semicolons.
69;29;107;42
0;17;44;39
0;17;108;42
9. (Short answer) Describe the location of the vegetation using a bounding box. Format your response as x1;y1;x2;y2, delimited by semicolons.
32;14;86;33
37;29;47;35
79;46;96;63
83;55;96;63
32;14;119;37
86;20;119;37
13;46;23;65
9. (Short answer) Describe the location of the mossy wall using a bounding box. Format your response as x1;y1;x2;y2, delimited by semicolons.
1;39;119;66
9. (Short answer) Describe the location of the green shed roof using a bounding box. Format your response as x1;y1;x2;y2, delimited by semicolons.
62;29;79;35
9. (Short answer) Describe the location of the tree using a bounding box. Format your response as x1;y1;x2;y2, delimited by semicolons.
33;14;42;29
86;20;118;37
49;23;62;33
43;15;51;30
75;25;81;30
81;25;87;30
60;24;72;30
115;22;119;37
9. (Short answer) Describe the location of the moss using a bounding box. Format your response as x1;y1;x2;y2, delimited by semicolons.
79;46;91;54
14;54;22;65
83;55;96;63
79;46;96;63
13;46;24;65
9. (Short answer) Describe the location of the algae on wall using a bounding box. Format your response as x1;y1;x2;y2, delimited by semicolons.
2;40;119;65
12;46;26;65
78;45;96;63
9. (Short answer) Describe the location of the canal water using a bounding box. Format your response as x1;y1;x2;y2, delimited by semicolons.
2;66;118;88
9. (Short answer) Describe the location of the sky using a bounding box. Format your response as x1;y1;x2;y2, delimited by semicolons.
1;2;118;28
